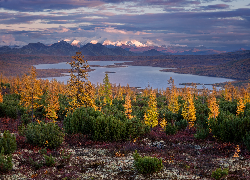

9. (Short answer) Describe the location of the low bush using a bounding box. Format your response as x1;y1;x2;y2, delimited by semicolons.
64;107;149;142
25;121;64;149
194;127;209;139
243;132;250;152
211;167;228;180
175;119;188;131
209;111;250;143
44;154;55;167
133;150;163;175
165;123;177;135
0;148;13;173
0;130;17;155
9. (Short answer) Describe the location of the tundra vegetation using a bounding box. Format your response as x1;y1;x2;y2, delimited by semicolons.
1;52;250;179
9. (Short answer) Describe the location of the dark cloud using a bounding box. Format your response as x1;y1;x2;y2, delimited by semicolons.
0;0;105;12
198;4;230;10
0;0;249;51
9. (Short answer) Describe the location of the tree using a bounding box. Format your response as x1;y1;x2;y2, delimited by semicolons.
181;88;196;128
208;87;220;120
20;67;42;121
167;77;179;114
45;79;60;122
144;91;158;128
236;96;245;116
124;92;132;119
102;73;112;105
67;52;95;110
0;90;3;103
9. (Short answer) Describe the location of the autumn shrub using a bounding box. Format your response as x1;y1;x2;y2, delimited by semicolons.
211;167;228;180
25;121;64;149
133;150;163;175
209;111;250;143
0;148;13;173
0;130;17;155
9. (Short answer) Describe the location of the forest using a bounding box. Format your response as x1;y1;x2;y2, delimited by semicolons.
1;52;250;179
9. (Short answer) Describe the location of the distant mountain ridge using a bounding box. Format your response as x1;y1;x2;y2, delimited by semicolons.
0;41;143;56
0;40;238;56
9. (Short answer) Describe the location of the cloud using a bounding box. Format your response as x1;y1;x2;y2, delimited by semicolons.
0;0;249;51
198;4;230;11
0;0;105;12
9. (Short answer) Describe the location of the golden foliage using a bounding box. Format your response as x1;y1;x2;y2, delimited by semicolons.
144;91;158;128
67;52;96;110
0;91;3;103
45;79;60;121
168;78;180;114
181;88;196;128
124;93;133;119
208;87;220;120
20;67;43;119
236;96;245;116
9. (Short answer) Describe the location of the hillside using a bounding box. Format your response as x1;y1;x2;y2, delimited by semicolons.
0;50;249;83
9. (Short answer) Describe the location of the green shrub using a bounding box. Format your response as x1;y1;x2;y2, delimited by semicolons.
29;157;43;170
175;119;188;131
243;132;250;152
0;94;25;119
209;111;250;143
44;154;55;167
133;150;163;175
21;113;32;125
165;123;177;135
0;130;17;155
211;167;228;180
0;148;13;173
194;127;209;139
64;107;149;142
25;121;64;149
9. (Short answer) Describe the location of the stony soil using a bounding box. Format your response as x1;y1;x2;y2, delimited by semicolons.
1;119;250;180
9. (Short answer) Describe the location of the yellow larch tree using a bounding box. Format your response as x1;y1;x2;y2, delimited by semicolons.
181;88;196;128
208;94;220;120
208;87;220;120
67;52;96;111
144;91;158;128
10;76;21;94
168;78;180;114
20;67;43;121
45;79;60;122
242;83;250;104
103;73;112;105
236;96;245;116
124;92;133;119
0;89;3;103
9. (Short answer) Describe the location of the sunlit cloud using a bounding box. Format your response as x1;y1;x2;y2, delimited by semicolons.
0;0;249;51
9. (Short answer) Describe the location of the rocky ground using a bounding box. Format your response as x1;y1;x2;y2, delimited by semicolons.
1;118;250;180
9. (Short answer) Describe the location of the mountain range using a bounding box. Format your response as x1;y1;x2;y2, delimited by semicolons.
0;40;235;56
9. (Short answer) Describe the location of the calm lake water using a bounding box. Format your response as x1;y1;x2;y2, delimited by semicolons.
34;61;233;90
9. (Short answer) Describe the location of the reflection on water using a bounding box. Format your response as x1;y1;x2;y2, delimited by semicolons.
34;61;233;90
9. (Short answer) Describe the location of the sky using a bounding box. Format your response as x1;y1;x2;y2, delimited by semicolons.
0;0;249;51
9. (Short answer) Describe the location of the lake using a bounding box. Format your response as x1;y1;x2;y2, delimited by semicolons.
34;61;233;90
